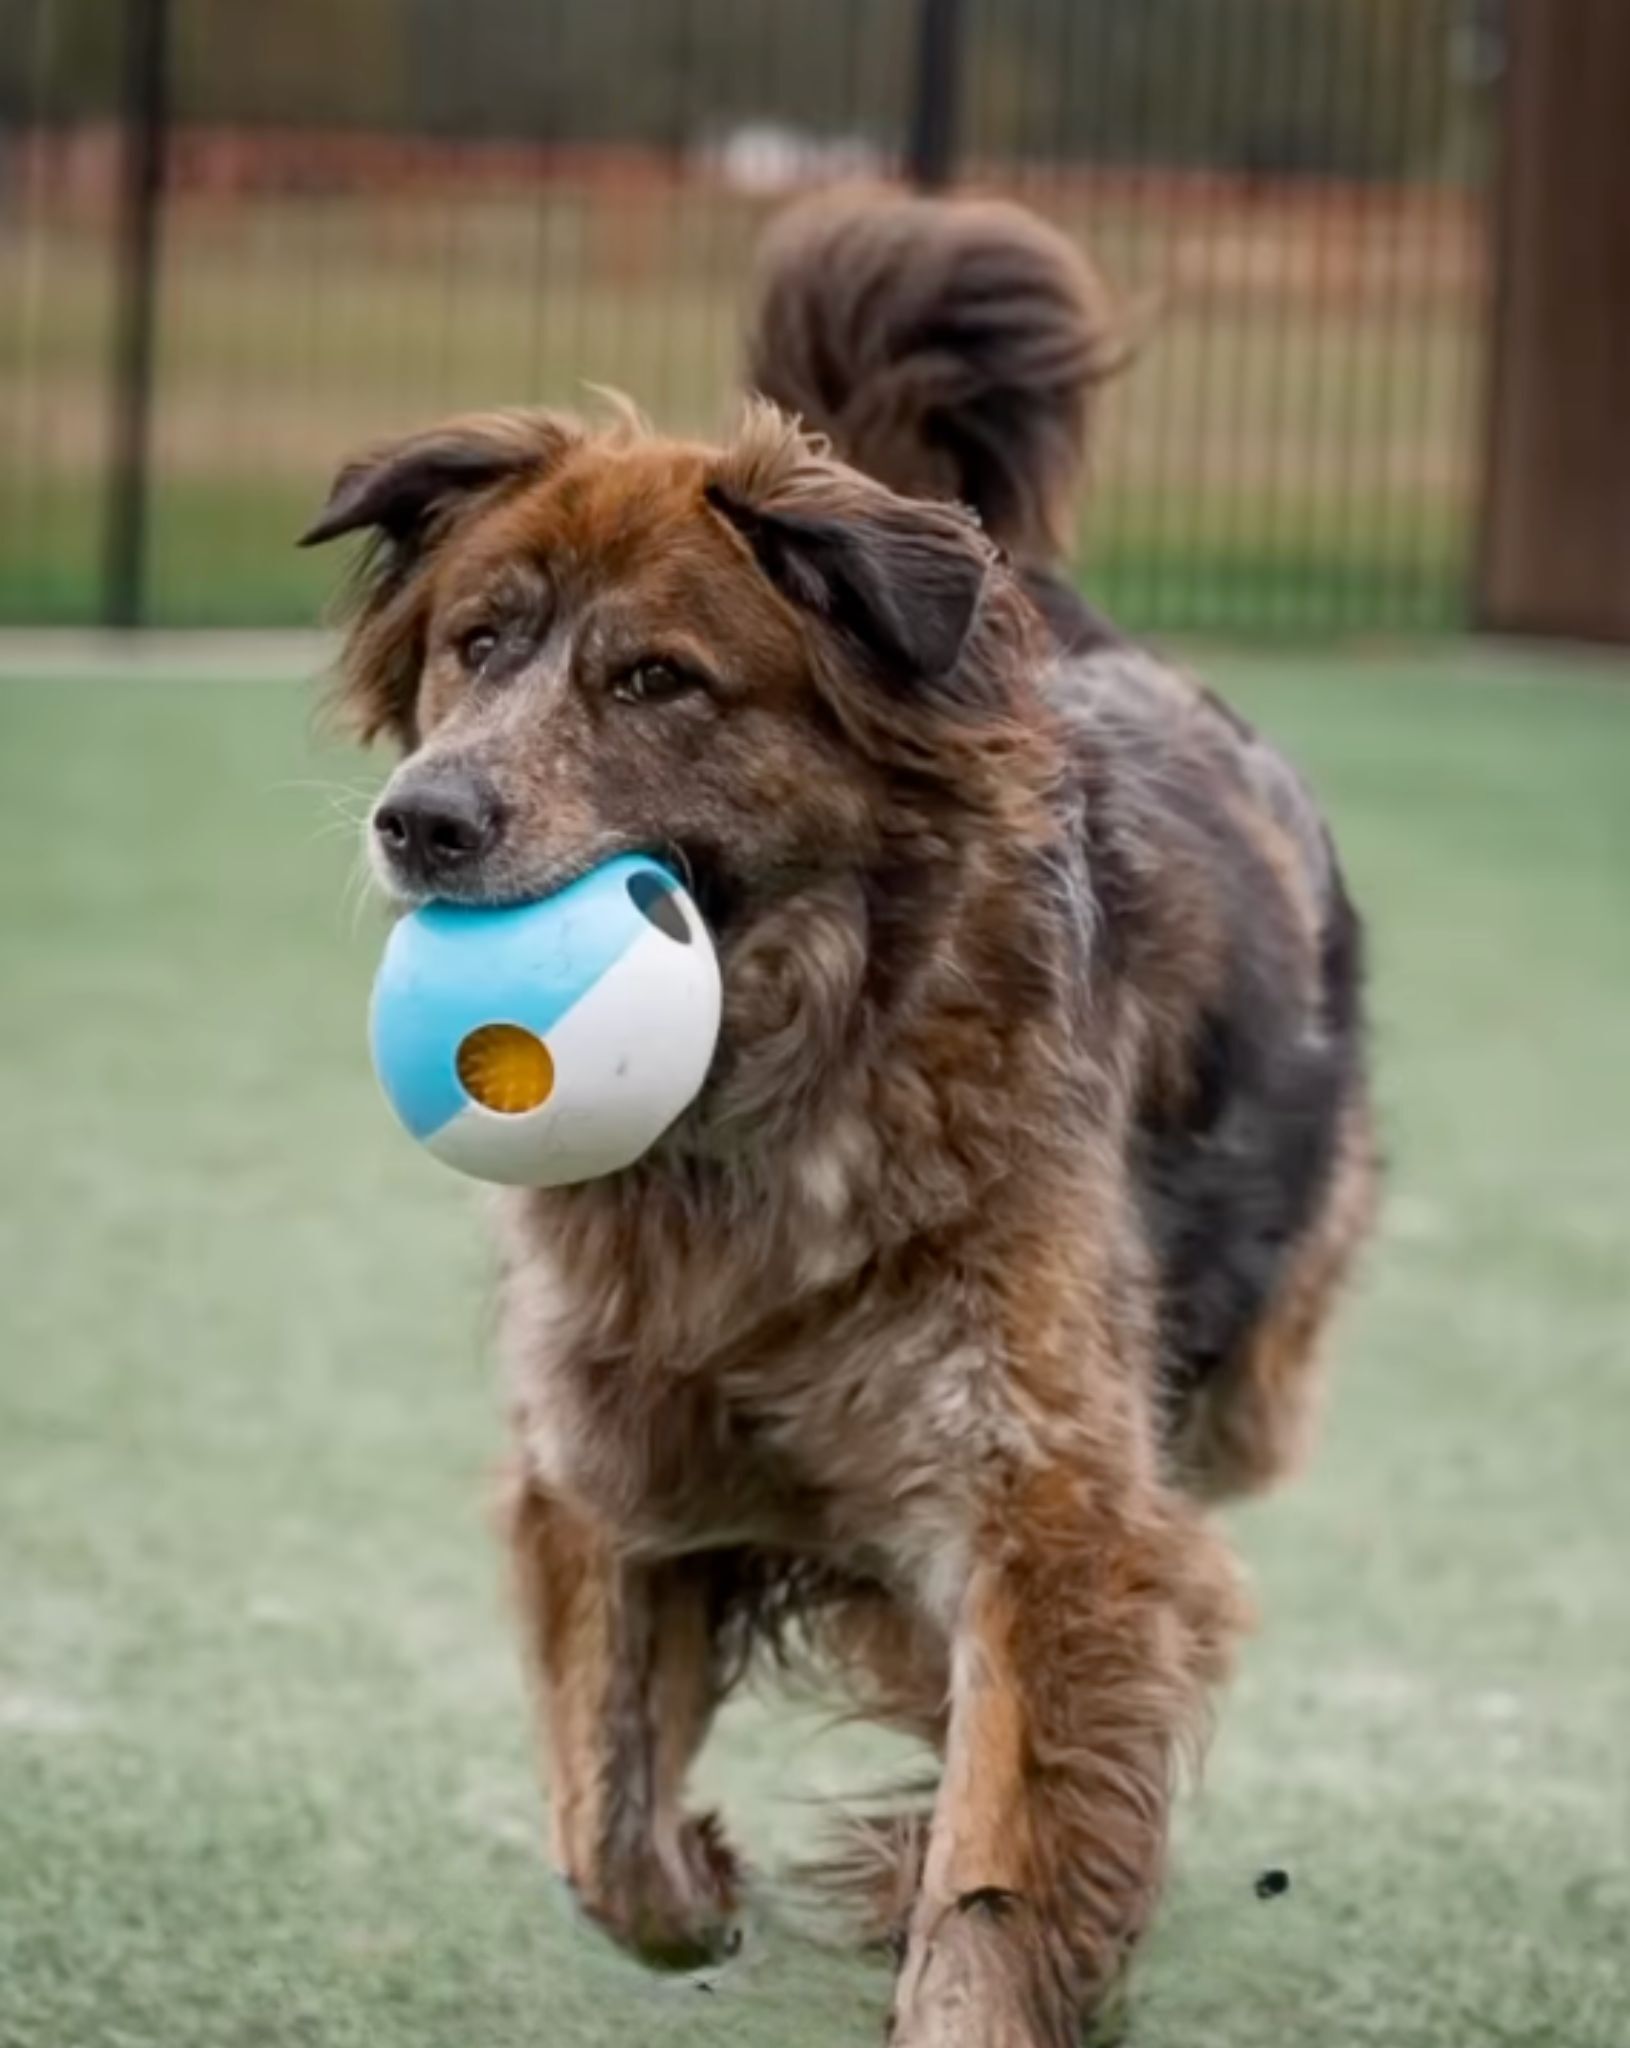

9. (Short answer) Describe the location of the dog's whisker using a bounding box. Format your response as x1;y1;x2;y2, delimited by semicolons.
339;846;383;937
309;814;368;846
270;776;381;800
315;817;370;840
272;778;382;837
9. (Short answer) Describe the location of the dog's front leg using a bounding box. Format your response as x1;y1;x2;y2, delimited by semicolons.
889;1472;1243;2047
503;1470;739;1969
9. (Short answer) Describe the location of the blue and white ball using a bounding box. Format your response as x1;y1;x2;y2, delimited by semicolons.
369;855;721;1187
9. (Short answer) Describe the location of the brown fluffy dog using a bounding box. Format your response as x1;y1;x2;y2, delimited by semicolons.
303;191;1375;2047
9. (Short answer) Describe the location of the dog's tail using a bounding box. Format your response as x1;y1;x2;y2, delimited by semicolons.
744;187;1122;570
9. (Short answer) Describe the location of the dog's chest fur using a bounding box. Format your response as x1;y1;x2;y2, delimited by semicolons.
497;1074;1069;1608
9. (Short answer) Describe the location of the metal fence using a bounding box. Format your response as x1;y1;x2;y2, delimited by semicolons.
0;0;1501;636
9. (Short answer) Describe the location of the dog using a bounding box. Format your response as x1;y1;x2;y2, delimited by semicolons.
302;188;1375;2048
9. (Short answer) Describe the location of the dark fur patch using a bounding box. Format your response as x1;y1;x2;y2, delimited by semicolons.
704;479;991;694
1018;565;1126;657
1136;955;1358;1400
300;411;577;548
746;188;1126;564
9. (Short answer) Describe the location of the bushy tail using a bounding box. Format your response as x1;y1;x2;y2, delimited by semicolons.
744;187;1121;568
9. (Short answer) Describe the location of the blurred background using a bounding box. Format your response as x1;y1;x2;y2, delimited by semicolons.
2;8;1627;2048
0;0;1528;638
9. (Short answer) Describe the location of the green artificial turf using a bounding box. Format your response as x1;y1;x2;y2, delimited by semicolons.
0;643;1626;2048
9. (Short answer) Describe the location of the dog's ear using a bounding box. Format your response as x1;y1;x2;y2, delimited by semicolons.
300;410;578;550
300;411;579;748
704;415;995;704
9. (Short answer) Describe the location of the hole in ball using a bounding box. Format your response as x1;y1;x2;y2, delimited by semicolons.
627;871;691;944
456;1022;554;1115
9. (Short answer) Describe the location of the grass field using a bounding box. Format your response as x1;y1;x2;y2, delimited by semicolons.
1;640;1627;2048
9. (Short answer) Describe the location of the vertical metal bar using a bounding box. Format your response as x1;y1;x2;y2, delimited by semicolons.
1456;0;1519;636
104;0;170;631
1472;0;1522;632
1127;0;1165;632
1305;0;1349;637
1214;0;1257;638
905;0;967;191
1183;0;1228;635
1403;0;1454;630
1333;0;1381;636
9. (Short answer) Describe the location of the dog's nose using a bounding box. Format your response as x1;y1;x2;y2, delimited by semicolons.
373;769;502;889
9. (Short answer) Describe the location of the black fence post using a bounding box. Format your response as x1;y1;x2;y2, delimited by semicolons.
104;0;170;631
905;0;966;190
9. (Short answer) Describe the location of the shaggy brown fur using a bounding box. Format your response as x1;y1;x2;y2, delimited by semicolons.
303;191;1374;2047
746;185;1130;656
746;186;1122;566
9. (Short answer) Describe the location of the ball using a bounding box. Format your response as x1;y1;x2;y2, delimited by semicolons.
369;854;721;1187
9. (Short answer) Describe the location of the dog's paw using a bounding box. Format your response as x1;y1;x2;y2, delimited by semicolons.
573;1810;743;1973
888;1889;1077;2048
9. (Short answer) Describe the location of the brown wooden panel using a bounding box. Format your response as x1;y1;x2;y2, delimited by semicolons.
1480;0;1630;641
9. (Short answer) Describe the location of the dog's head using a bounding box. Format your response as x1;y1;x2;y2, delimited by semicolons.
306;403;1053;1133
308;401;1046;897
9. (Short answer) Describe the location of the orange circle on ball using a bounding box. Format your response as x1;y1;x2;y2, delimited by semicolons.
456;1022;554;1115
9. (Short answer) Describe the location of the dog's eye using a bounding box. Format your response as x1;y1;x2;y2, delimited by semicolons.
612;658;702;707
457;626;499;672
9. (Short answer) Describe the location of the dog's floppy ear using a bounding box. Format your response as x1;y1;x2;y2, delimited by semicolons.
704;411;995;701
299;410;579;550
301;411;579;748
